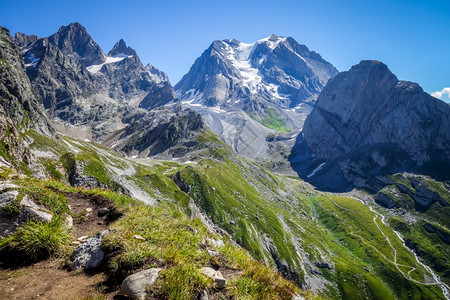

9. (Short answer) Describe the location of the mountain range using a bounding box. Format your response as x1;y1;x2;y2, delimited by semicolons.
0;22;449;300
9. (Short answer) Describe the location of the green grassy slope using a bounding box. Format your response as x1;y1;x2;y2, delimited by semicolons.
1;130;447;299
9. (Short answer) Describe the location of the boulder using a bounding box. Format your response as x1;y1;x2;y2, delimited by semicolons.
69;229;114;270
19;196;53;223
97;207;110;217
68;161;106;189
200;267;226;289
117;268;162;300
375;190;398;209
0;190;19;207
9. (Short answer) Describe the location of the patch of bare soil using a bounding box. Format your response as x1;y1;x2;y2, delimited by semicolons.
66;192;121;239
0;259;115;300
0;192;125;299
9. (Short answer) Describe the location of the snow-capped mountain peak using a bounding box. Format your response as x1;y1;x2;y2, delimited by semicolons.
175;35;337;109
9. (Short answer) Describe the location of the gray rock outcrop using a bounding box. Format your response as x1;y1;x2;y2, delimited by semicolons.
0;190;19;208
104;105;206;158
375;188;399;208
117;268;162;300
291;60;450;191
423;223;450;244
375;174;449;209
68;161;106;189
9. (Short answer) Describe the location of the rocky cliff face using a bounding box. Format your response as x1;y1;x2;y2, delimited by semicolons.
0;26;52;137
290;60;450;191
0;26;55;167
23;37;98;115
13;32;39;49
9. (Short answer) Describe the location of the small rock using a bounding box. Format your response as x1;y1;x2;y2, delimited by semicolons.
206;237;224;249
65;214;73;229
208;250;219;257
200;267;226;289
117;268;161;300
85;207;93;216
69;229;115;270
200;290;209;300
292;294;305;300
133;234;146;241
71;241;81;245
0;182;18;193
20;195;39;210
230;220;235;225
77;235;89;242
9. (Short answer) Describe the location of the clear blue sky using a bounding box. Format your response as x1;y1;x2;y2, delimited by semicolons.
1;0;449;100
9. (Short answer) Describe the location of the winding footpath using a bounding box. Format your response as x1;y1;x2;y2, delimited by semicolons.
333;193;450;299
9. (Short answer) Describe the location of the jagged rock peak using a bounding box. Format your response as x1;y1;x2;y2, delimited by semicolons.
108;39;137;57
145;64;169;83
13;32;39;49
267;33;280;41
48;22;106;67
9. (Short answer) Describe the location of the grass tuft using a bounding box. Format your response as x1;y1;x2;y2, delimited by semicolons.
0;217;70;260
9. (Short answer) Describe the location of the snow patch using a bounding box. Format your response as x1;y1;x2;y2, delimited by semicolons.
257;35;287;50
24;53;40;68
87;54;133;74
307;162;326;178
